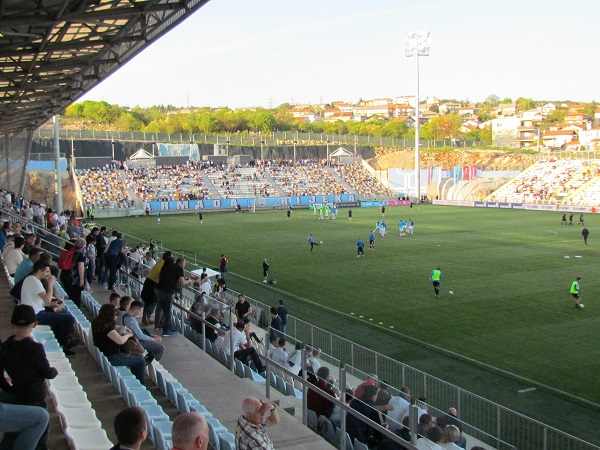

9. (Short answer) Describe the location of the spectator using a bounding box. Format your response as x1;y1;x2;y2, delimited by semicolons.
269;307;283;340
85;233;96;289
418;414;435;438
269;338;288;368
59;238;86;308
117;295;133;323
307;347;322;374
235;397;280;450
234;294;253;321
22;233;36;256
276;300;288;335
157;257;194;337
436;408;466;449
120;300;164;361
287;342;304;375
13;247;44;285
143;251;173;328
110;406;147;450
441;425;463;450
4;235;25;276
225;321;265;373
20;260;76;354
416;426;445;450
92;304;145;383
307;366;337;419
355;373;378;399
0;403;49;450
105;232;126;291
95;227;108;283
0;305;58;449
330;388;354;428
346;384;386;447
171;412;209;450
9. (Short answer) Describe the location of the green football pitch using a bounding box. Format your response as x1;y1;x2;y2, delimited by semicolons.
101;205;600;411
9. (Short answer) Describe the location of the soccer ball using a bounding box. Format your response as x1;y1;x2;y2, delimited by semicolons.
320;241;323;244
579;304;585;308
449;291;454;295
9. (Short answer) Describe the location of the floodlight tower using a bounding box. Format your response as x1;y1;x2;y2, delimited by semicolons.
405;31;430;202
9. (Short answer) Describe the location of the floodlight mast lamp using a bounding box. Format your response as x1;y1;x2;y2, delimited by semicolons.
405;31;430;202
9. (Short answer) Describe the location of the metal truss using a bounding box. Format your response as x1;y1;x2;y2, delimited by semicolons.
0;0;211;136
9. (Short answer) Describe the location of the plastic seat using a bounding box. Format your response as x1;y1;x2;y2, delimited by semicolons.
275;375;286;394
165;380;184;406
318;418;337;444
353;438;368;450
156;370;176;394
141;403;169;429
49;374;83;393
64;426;113;450
307;409;318;431
219;432;236;450
335;427;354;450
188;402;213;419
176;390;197;413
52;390;92;409
234;359;245;377
120;377;144;398
206;418;227;450
152;420;173;450
56;405;102;429
127;388;157;407
50;359;73;373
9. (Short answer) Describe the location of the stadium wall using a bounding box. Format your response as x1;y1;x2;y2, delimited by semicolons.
433;199;600;213
31;138;376;162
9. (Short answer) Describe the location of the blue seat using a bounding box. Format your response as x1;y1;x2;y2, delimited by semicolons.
152;420;173;450
353;438;368;450
176;390;197;413
275;375;286;394
140;403;169;429
206;418;228;450
234;359;245;377
219;432;236;450
120;377;144;398
188;402;213;419
335;427;354;450
165;380;184;407
127;388;157;407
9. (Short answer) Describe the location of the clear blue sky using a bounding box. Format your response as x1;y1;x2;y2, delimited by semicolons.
81;0;599;108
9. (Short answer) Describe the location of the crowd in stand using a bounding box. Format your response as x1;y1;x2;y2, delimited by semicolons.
335;164;395;197
126;161;212;202
488;159;600;204
75;167;132;209
270;163;346;196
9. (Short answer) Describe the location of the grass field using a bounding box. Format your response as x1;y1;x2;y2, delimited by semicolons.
102;205;600;413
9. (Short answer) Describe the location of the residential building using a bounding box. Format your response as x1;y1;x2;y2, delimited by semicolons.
491;116;520;147
579;127;600;150
516;118;540;149
497;102;517;117
439;102;461;115
542;129;576;148
564;112;585;126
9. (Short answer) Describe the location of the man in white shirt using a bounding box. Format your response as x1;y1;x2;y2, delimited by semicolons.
269;338;288;368
200;276;211;296
21;261;76;354
225;322;265;373
5;235;25;276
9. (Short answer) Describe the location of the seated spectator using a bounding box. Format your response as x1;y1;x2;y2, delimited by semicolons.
418;414;435;438
92;304;145;383
0;403;49;450
118;295;133;323
436;408;466;449
346;384;389;447
330;387;354;429
441;425;463;450
375;380;392;407
287;342;304;375
20;261;76;354
269;338;288;368
172;412;209;450
379;415;412;450
235;397;280;450
4;235;25;276
307;366;337;419
22;233;36;256
224;321;265;373
109;292;121;308
243;318;262;345
120;301;164;361
307;347;322;373
386;389;411;431
0;305;58;450
354;373;378;399
416;426;445;450
110;406;147;450
13;247;44;285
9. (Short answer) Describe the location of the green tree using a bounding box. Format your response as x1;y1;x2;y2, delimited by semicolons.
501;97;513;104
584;101;598;119
546;109;566;125
516;97;536;111
114;112;144;131
382;121;409;138
484;94;500;106
480;125;492;145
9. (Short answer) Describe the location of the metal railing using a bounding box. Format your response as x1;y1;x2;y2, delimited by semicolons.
3;204;599;450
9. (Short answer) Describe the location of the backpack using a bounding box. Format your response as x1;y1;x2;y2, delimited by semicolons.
58;248;76;271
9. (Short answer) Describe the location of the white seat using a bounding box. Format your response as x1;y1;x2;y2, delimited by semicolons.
65;426;113;450
51;390;92;409
56;405;102;429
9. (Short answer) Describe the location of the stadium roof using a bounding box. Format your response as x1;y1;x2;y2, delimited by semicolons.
0;0;211;137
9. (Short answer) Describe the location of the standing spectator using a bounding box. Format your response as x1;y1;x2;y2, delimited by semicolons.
110;406;147;450
262;258;269;283
269;307;283;340
235;294;253;321
235;397;280;450
142;252;173;328
0;403;49;450
157;257;194;337
92;304;145;383
0;305;58;450
59;238;86;307
105;232;126;291
85;234;97;289
95;227;107;283
172;412;209;450
582;226;589;245
276;300;288;335
219;253;228;278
